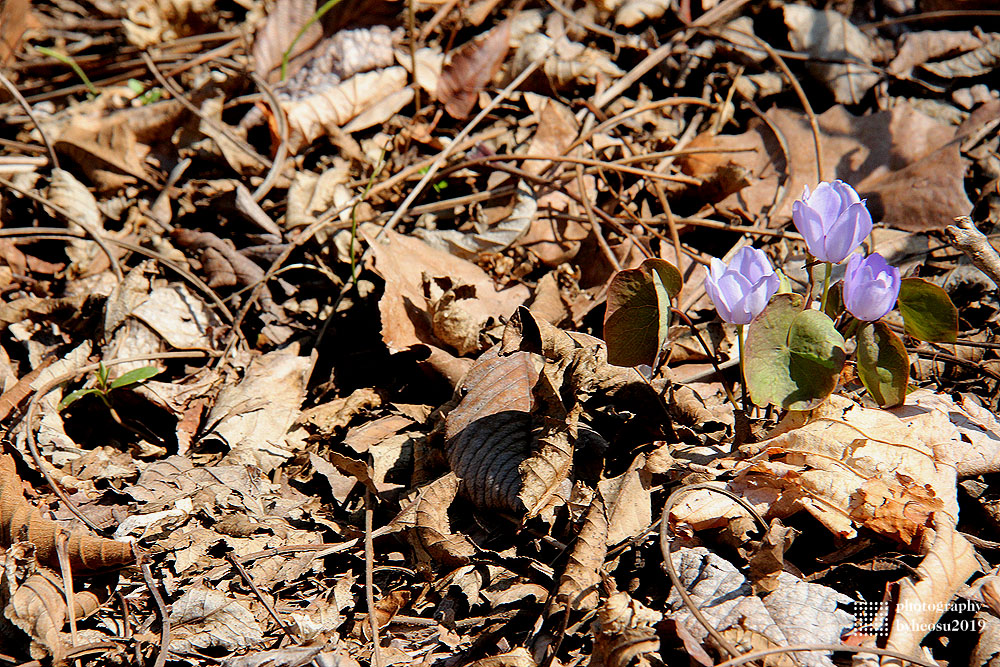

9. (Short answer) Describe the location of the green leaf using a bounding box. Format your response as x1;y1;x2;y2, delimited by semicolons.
745;293;846;410
897;278;958;342
603;259;682;367
108;366;160;390
824;281;844;320
58;388;99;411
856;321;909;408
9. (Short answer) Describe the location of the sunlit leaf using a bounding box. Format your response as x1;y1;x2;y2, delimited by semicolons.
745;293;845;410
109;366;160;390
57;388;99;411
897;278;958;342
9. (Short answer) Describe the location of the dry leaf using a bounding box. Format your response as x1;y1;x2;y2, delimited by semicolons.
783;5;879;104
202;346;312;471
413;473;477;566
0;455;134;572
614;0;671;27
281;67;408;153
888;30;992;78
438;19;511;119
883;517;979;667
921;38;1000;79
169;586;264;653
363;226;529;384
552;491;607;612
592;592;663;667
252;0;323;80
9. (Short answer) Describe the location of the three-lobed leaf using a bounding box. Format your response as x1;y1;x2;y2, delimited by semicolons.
745;293;846;410
856;321;909;408
897;277;958;342
603;259;681;367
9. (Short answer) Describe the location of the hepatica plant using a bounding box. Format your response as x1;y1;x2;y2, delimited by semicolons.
602;179;958;410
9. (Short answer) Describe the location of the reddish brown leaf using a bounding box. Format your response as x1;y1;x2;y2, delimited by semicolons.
437;19;511;119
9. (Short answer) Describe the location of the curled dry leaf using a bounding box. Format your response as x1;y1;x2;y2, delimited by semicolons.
46;169;107;275
465;648;536;667
0;455;134;572
884;517;979;667
510;33;623;89
438;19;511;119
887;30;992;78
783;5;879;104
281;67;408;153
671;394;960;549
413;473;477;567
552;490;607;612
921;38;1000;79
0;543;109;661
614;0;671;27
592;592;663;667
444;349;541;514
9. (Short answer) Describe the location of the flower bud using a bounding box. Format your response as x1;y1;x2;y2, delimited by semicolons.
704;246;780;325
843;252;900;322
792;180;873;263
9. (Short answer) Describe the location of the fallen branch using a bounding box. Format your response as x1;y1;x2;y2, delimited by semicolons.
944;215;1000;290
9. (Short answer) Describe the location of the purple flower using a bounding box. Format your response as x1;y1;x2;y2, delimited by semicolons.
704;246;780;325
792;180;873;263
843;252;901;321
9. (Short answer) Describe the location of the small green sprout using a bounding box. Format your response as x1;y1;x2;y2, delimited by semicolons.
58;363;160;412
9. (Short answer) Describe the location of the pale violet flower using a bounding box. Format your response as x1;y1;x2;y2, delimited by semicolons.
843;252;901;321
704;246;780;325
792;180;873;263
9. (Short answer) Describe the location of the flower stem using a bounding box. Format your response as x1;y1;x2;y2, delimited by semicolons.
819;261;833;312
737;324;748;414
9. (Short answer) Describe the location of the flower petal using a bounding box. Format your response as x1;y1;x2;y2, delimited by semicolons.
804;182;843;232
793;202;828;260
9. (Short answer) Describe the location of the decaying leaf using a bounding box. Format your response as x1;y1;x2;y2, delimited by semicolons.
0;542;110;661
921;38;1000;79
0;455;134;572
415;182;536;258
552;490;607;612
783;5;879;104
281;67;409;153
169;586;264;653
614;0;671;27
671;394;960;548
438;19;511;119
413;473;477;566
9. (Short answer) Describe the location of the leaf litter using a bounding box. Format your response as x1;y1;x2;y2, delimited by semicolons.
3;0;1000;666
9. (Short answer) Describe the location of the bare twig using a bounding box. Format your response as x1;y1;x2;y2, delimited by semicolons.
0;70;59;171
944;216;1000;291
141;562;170;667
226;553;298;641
365;489;382;667
0;176;125;282
660;483;768;661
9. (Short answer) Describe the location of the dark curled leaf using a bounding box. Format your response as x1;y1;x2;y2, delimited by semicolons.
444;350;539;513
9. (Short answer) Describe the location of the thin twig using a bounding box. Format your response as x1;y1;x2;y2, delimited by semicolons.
141;562;170;667
717;27;824;183
226;553;298;641
660;483;768;661
365;489;382;667
249;72;288;203
0;70;59;170
0;176;124;281
0;228;234;322
140;52;271;170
